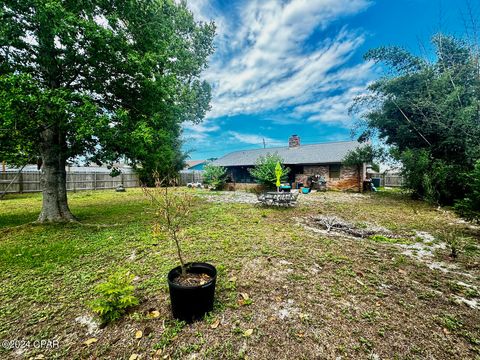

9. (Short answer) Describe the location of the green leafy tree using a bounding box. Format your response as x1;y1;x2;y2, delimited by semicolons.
455;160;480;222
352;34;480;213
136;138;188;187
203;163;227;190
249;153;290;189
0;0;215;222
342;144;383;190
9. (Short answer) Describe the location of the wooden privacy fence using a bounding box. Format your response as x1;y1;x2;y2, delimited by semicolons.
0;170;140;194
376;175;404;187
179;171;204;185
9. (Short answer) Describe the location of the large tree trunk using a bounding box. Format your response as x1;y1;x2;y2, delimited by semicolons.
37;128;76;222
35;14;75;222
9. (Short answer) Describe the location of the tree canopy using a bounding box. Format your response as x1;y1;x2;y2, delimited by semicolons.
352;34;480;218
0;0;215;221
249;153;290;189
202;163;227;190
342;144;382;169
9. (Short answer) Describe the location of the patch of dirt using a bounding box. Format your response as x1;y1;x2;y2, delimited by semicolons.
300;191;369;204
199;190;333;205
272;299;301;320
239;257;294;283
200;191;259;204
75;315;102;336
298;215;477;279
172;272;212;286
305;214;401;238
453;295;479;309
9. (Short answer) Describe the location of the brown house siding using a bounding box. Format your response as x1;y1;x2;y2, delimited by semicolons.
223;163;364;192
299;164;361;191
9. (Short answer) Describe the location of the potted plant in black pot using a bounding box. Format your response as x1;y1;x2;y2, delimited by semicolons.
144;176;217;323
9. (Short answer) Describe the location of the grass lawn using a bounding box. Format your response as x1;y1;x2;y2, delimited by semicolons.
0;188;479;359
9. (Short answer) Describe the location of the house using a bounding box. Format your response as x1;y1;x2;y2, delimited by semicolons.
184;160;207;171
212;135;367;191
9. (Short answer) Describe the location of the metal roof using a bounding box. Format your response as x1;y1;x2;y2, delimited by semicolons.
184;160;205;169
212;141;361;167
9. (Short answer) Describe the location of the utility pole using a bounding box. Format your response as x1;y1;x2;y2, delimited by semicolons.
263;138;266;148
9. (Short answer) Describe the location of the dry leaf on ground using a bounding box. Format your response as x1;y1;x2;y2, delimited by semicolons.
83;338;98;346
149;310;160;318
210;319;220;329
244;328;254;337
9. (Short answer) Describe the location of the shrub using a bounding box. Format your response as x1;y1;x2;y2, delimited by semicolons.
90;271;139;324
203;163;227;190
248;153;290;189
455;160;480;223
438;228;471;259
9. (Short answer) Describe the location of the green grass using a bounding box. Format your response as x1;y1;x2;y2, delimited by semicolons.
0;188;479;359
368;234;413;245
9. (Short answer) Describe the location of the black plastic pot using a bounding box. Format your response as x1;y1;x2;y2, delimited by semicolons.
167;262;217;322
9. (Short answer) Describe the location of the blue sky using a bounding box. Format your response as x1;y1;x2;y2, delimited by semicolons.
182;0;479;160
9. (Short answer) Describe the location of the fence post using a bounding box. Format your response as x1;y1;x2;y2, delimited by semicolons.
72;172;76;193
94;172;97;190
18;171;23;193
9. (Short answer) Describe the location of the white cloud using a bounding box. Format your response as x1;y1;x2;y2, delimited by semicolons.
294;84;371;124
187;0;373;124
185;132;208;141
182;120;220;143
227;131;283;146
185;122;220;133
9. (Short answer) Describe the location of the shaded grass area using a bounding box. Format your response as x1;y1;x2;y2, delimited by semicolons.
0;189;479;359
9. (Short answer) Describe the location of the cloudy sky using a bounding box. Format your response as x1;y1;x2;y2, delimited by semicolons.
182;0;477;160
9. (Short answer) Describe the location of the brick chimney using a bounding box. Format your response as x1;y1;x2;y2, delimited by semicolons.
288;134;300;148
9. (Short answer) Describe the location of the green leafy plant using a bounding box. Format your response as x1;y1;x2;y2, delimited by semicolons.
203;163;227;190
90;271;139;324
439;314;463;332
454;160;480;223
438;228;471;259
248;153;290;189
342;144;384;191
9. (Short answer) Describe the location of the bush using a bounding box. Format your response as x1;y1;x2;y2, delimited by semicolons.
438;228;471;259
248;153;290;189
203;163;227;190
455;160;480;223
90;271;139;324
